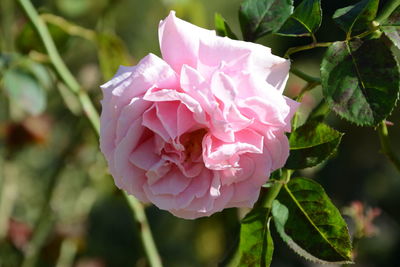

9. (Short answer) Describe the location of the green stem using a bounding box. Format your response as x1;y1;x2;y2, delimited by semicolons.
263;170;292;209
125;193;163;267
285;42;332;58
0;0;14;51
375;0;400;23
17;1;162;266
55;238;78;267
18;0;99;134
291;82;319;130
378;121;400;173
290;67;321;84
352;23;380;39
40;13;96;41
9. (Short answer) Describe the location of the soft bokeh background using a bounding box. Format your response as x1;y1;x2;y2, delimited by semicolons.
0;0;399;266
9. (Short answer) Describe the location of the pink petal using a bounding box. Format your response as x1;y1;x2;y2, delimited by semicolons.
156;101;179;139
266;60;290;93
116;97;152;143
158;11;216;72
100;54;178;162
202;129;264;170
142;104;170;141
129;136;159;170
177;103;197;136
180;64;216;113
174;168;212;209
228;152;271;206
283;96;301;132
144;87;207;125
148;167;191;196
112;119;149;201
264;129;290;170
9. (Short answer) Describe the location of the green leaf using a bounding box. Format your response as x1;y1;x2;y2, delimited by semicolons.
321;38;400;126
214;13;238;39
239;0;294;41
332;0;379;37
285;121;343;169
272;178;353;264
3;68;46;115
97;34;131;81
277;0;322;37
16;21;70;54
237;207;274;267
25;61;53;90
380;6;400;49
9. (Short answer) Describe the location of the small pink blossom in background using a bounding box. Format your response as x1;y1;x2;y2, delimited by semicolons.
343;201;381;238
99;11;299;219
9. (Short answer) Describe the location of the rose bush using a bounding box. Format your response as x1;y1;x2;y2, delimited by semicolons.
100;11;299;219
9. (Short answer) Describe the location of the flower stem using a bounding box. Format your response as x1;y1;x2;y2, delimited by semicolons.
284;42;332;58
375;0;400;24
290;67;321;84
17;1;162;266
17;0;99;134
125;193;163;267
263;169;292;209
378;121;400;173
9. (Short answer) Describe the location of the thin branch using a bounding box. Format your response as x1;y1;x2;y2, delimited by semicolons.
17;0;99;134
285;42;332;58
17;1;162;266
378;121;400;173
290;67;321;84
40;13;96;41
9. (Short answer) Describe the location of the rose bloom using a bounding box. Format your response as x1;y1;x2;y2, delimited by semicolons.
100;11;299;219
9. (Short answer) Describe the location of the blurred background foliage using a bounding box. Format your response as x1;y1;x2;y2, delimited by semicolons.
0;0;399;266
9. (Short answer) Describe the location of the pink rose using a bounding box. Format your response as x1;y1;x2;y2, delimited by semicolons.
100;11;299;219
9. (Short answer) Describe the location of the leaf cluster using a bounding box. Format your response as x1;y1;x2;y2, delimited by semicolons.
217;0;400;266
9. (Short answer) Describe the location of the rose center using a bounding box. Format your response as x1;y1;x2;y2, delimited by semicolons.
180;128;207;162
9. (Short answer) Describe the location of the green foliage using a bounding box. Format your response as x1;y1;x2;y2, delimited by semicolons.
332;0;379;37
3;69;46;115
16;21;70;54
97;34;131;81
272;178;353;264
1;56;51;115
277;0;322;37
380;5;400;49
215;13;238;39
239;0;294;41
321;38;400;126
285;121;343;169
236;207;274;267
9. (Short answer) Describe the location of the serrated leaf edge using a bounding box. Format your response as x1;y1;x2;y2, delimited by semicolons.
321;40;400;127
272;199;353;264
284;182;352;260
277;0;322;36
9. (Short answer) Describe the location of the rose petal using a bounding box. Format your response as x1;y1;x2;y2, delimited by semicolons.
159;11;216;72
202;129;264;170
148;167;191;196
